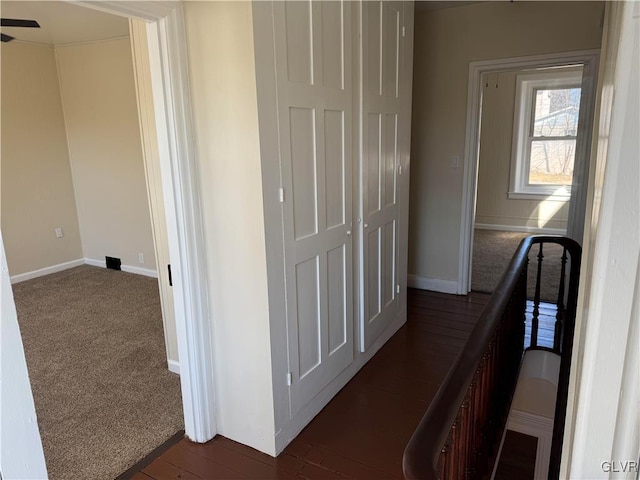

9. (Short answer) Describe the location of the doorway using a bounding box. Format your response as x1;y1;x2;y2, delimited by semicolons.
0;2;183;478
458;50;599;294
0;1;214;478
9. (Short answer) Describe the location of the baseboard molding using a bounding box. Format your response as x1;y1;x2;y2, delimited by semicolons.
167;360;180;375
408;274;458;294
84;258;107;268
122;265;158;278
10;259;85;284
84;258;158;278
474;223;566;235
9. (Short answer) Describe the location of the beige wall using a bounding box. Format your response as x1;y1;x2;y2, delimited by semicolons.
183;1;275;454
475;69;579;232
55;38;155;270
1;42;83;276
409;1;604;283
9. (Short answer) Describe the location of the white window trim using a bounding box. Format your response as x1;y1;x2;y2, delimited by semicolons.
509;70;583;201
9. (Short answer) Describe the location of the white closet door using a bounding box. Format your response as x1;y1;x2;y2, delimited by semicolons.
273;1;354;415
360;1;407;352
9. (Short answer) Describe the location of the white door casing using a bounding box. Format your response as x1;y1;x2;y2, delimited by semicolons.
130;18;179;372
73;1;216;442
272;0;355;416
360;1;407;352
458;50;600;295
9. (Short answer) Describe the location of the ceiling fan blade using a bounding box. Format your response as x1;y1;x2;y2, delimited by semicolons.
1;33;15;42
1;18;40;28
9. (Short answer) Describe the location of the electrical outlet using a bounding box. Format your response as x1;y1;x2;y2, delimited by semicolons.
138;253;144;264
451;155;460;169
55;227;63;238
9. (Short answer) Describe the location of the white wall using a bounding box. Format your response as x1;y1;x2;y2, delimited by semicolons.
183;1;275;454
55;38;156;272
563;1;640;476
475;69;576;233
1;42;83;277
0;233;48;479
409;1;604;283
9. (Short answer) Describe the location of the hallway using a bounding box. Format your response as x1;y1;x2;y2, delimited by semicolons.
125;289;489;479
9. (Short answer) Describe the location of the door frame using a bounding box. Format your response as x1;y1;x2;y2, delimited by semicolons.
73;1;216;442
457;50;600;294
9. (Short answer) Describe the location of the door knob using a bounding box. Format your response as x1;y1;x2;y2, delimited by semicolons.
346;230;352;236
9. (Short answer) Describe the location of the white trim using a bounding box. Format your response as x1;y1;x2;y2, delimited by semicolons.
84;257;106;268
563;3;640;475
509;69;582;198
506;191;570;202
130;18;179;369
146;8;216;443
168;359;180;375
122;265;158;278
69;1;176;22
458;50;600;295
407;274;458;294
508;409;554;480
509;409;554;434
15;35;130;48
72;1;216;443
474;223;566;235
9;258;85;284
83;258;158;278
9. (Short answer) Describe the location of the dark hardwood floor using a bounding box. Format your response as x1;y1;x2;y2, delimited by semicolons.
124;289;490;479
494;430;538;480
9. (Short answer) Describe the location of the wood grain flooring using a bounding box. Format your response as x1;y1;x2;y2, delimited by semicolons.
494;430;538;480
124;289;545;479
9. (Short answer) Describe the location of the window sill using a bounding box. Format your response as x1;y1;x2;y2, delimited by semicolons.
508;191;571;202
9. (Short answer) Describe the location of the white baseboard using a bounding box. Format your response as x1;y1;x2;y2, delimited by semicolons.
408;274;458;294
168;360;180;375
122;265;158;278
84;258;158;278
474;223;566;235
10;258;85;284
84;258;106;268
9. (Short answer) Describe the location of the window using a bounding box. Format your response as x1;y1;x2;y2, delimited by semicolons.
509;69;583;200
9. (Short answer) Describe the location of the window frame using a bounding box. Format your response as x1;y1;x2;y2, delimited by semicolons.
509;69;583;200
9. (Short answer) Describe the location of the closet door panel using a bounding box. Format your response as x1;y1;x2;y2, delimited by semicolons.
325;110;346;230
327;245;347;353
273;0;354;416
295;256;322;378
290;107;319;240
360;0;405;352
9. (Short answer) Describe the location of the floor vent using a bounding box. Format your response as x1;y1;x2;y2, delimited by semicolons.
105;256;122;271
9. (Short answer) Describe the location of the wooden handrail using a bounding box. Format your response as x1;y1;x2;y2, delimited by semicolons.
403;235;581;480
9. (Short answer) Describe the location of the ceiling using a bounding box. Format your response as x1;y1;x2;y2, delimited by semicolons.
415;1;483;12
1;1;128;46
1;1;487;45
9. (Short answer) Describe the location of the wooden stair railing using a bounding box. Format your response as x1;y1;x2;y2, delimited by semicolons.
403;236;581;480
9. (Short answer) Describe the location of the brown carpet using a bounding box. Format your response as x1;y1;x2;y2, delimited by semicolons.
12;265;184;480
472;229;565;303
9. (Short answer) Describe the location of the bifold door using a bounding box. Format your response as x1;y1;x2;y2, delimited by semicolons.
360;1;407;352
272;0;355;416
